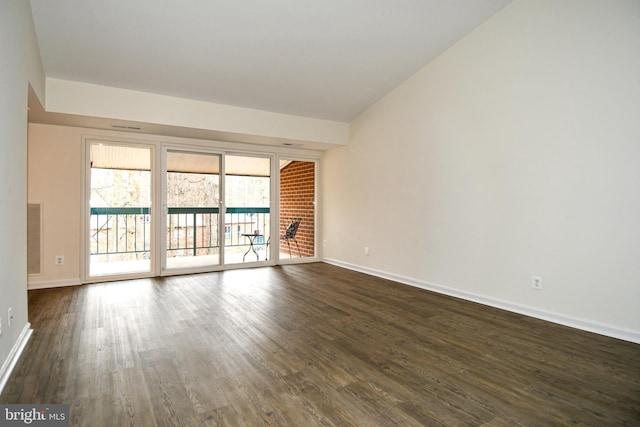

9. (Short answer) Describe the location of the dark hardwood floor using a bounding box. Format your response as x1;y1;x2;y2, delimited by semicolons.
2;263;639;426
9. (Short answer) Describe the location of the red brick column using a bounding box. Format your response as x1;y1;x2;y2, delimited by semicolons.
279;161;315;257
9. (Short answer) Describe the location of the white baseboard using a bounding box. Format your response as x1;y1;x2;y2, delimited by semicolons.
28;277;82;290
0;323;33;396
323;258;640;345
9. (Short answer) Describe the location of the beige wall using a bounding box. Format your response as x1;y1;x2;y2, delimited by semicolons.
0;0;45;388
28;124;83;287
323;0;640;341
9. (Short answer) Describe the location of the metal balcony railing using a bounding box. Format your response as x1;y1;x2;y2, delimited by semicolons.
89;207;270;259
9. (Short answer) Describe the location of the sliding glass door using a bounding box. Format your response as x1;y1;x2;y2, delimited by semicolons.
162;151;273;271
164;150;221;272
223;155;272;264
88;142;154;278
85;143;316;280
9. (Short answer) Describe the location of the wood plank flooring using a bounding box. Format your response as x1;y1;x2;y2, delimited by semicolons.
2;263;639;426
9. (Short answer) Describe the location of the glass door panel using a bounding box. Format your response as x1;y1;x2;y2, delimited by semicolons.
165;150;221;270
224;155;271;264
279;159;316;260
88;143;152;277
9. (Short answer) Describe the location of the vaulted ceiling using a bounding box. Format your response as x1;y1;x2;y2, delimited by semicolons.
30;0;512;125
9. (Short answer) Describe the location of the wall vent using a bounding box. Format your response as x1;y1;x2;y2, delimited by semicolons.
27;203;43;275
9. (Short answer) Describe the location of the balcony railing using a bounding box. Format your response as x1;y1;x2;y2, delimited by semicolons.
90;207;270;259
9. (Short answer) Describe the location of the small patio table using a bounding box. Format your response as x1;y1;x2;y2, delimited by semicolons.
241;233;263;261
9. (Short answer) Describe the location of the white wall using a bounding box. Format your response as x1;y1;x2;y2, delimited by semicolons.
0;0;45;389
45;78;349;148
323;0;640;342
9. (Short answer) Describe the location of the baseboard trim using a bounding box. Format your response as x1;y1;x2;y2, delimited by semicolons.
28;277;82;290
0;323;33;396
322;258;640;345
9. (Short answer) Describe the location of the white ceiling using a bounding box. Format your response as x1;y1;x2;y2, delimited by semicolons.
29;0;512;124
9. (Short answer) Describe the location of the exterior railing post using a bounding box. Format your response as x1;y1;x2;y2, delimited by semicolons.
193;212;197;256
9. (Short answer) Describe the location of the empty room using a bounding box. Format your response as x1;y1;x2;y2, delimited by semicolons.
1;0;639;425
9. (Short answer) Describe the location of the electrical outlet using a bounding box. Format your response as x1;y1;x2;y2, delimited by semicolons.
8;307;13;328
55;255;64;265
531;275;543;290
364;247;370;256
323;240;328;247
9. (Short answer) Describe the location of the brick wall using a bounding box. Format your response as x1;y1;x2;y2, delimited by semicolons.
279;161;315;257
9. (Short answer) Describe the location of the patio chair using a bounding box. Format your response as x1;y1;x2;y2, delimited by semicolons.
281;218;302;258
